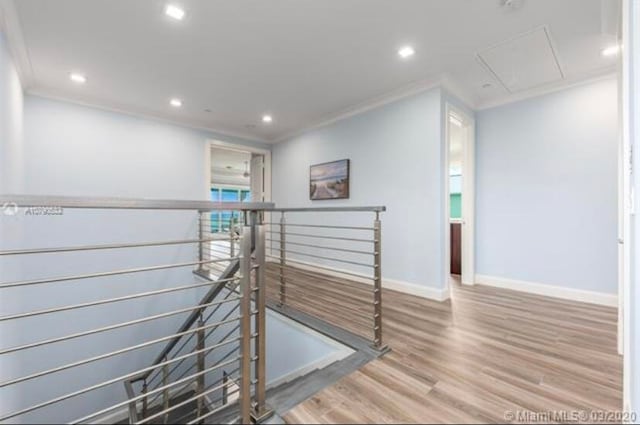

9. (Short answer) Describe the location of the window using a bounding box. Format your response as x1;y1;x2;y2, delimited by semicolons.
209;187;251;233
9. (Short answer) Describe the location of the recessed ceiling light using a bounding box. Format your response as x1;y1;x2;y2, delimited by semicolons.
262;115;273;123
165;4;185;20
602;44;621;57
170;98;183;107
398;46;415;59
69;73;87;84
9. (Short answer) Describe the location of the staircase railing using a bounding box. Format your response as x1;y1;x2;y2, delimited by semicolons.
0;196;387;424
0;195;272;424
266;206;387;351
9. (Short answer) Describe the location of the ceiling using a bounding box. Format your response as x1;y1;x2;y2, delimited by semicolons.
211;147;251;187
2;0;620;143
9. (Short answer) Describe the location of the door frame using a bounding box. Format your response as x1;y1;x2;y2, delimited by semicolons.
204;140;272;203
621;0;635;412
443;103;476;287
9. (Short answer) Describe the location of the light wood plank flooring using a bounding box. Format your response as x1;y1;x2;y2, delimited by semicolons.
265;266;622;424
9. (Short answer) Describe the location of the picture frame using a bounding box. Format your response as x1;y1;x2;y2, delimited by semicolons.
309;159;350;200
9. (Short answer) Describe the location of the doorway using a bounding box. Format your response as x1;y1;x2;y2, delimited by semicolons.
445;104;475;288
204;140;271;232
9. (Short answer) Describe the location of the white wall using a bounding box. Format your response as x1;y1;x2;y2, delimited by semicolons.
272;88;446;297
0;30;23;193
475;77;619;297
0;95;270;423
0;95;348;423
22;96;268;199
0;27;24;423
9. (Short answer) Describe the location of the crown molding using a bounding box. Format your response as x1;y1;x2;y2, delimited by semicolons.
0;0;34;89
272;74;449;143
476;66;618;110
26;88;269;145
440;74;479;111
271;72;481;143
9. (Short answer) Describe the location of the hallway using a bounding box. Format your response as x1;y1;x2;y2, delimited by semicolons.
266;269;623;423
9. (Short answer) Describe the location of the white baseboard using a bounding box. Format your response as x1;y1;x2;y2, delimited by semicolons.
474;274;618;307
267;258;450;302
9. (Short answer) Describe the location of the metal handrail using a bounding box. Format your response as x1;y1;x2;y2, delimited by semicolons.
270;206;385;212
133;259;241;384
270;207;387;351
1;195;385;423
0;194;274;212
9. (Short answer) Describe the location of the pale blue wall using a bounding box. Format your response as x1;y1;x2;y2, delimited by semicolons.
272;88;444;290
0;94;349;423
22;95;268;198
0;31;23;193
0;28;24;421
476;77;618;294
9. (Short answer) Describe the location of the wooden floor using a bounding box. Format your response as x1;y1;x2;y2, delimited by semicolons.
265;266;622;424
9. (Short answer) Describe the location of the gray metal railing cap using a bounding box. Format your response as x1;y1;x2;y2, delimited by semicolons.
0;194;274;212
270;206;386;212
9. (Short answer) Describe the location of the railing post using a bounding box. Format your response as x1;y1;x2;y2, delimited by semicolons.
124;380;138;424
239;224;252;425
222;371;229;405
230;212;236;258
279;212;286;306
142;379;148;419
162;357;169;424
252;216;272;422
196;313;206;418
373;211;387;351
198;212;205;271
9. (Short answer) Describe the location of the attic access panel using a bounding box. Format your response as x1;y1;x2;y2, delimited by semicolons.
477;26;564;93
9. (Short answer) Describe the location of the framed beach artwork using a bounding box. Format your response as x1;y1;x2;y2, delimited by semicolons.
310;159;350;200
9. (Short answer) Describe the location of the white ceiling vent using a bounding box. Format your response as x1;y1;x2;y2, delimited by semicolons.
476;26;564;93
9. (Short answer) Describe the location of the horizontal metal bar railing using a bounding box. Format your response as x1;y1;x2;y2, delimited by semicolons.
1;197;384;423
172;368;239;422
270;206;386;213
0;336;241;423
269;207;386;350
265;262;374;290
268;246;375;268
0;297;235;356
265;238;374;255
146;282;241;387
136;377;237;424
160;312;240;386
265;269;373;303
0;279;240;322
146;323;241;409
0;197;271;423
0;257;237;289
268;280;374;325
0;194;274;212
146;311;240;400
0;317;240;390
266;230;376;243
0;237;228;256
266;254;374;280
266;222;375;231
69;356;241;424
